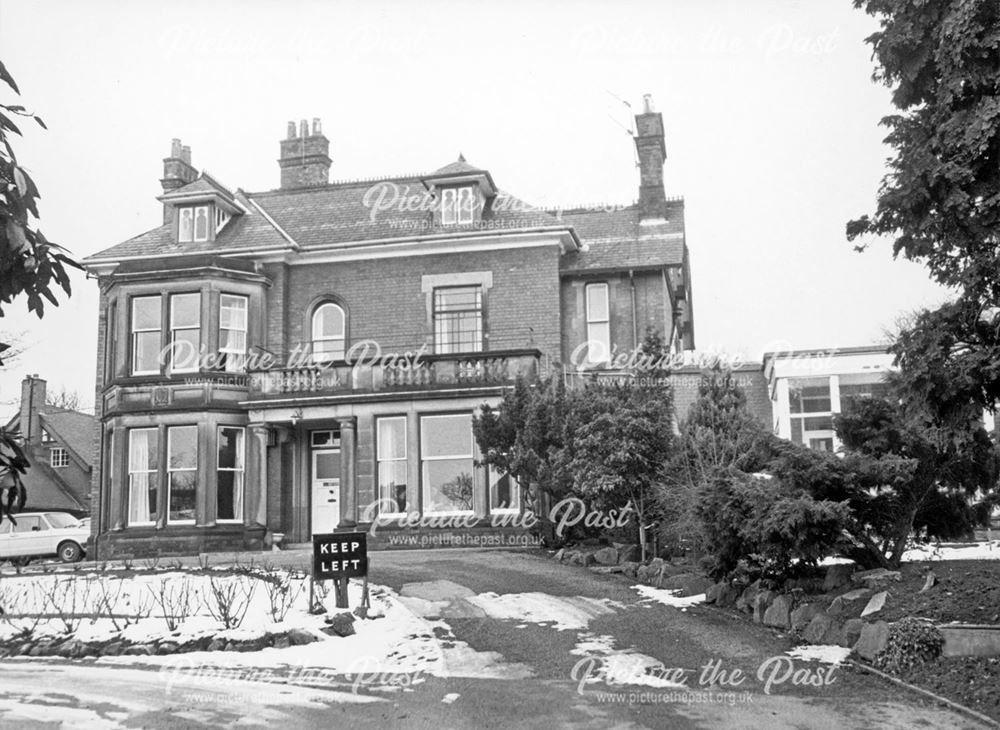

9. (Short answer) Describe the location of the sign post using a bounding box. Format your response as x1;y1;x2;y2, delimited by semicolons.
312;532;368;610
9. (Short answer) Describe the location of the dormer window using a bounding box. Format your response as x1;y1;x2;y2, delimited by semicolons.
441;187;477;225
179;205;210;243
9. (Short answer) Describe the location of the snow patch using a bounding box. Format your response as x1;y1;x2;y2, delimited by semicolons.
631;584;706;608
571;633;687;688
786;645;851;665
465;592;620;630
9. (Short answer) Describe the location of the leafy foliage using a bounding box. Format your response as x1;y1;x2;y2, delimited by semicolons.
0;60;82;514
873;617;944;674
848;1;1000;443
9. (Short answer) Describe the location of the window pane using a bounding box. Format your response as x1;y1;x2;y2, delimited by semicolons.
378;418;406;460
586;283;608;321
424;460;473;512
586;322;610;363
169;471;197;522
218;427;242;469
421;414;472;458
13;516;41;533
179;209;194;242
220;295;247;328
458;187;474;223
315;451;341;481
194;206;209;240
169;426;197;469
803;416;834;431
218;471;238;520
171;294;200;328
133;297;161;330
170;329;201;370
790;418;803;444
129;429;158;470
441;188;456;224
378;461;407;512
134;331;161;373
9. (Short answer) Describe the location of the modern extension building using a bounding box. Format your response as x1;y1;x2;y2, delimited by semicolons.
82;98;697;557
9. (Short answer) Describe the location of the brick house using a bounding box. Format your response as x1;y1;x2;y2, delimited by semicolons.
82;98;696;557
3;376;93;516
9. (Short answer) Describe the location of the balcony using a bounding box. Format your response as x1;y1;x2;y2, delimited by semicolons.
246;348;543;400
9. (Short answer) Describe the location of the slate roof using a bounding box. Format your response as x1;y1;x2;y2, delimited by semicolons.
558;200;686;272
85;165;687;274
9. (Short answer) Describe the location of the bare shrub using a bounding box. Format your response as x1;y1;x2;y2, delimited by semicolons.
262;571;305;623
44;576;93;634
149;576;193;631
310;578;330;614
141;557;159;571
203;574;256;630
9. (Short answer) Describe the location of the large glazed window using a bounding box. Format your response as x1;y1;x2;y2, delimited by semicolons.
420;413;474;514
311;302;346;361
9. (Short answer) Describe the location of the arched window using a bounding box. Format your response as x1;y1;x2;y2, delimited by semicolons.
311;303;346;361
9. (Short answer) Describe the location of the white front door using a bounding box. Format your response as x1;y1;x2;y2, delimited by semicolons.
311;449;340;537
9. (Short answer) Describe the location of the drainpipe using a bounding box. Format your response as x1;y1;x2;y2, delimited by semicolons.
629;270;638;349
661;268;676;349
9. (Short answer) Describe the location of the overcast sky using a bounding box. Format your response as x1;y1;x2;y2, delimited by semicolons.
0;0;949;417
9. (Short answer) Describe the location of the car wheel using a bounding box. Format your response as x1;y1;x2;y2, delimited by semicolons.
58;541;82;563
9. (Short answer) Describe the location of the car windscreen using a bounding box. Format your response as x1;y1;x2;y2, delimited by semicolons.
44;513;80;529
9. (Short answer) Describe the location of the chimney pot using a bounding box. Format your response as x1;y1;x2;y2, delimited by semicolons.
643;94;655;114
181;145;191;165
312;118;322;136
287;121;297;139
171;138;182;158
299;119;308;138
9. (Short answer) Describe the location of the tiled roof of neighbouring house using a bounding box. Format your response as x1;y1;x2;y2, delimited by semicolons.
84;166;687;272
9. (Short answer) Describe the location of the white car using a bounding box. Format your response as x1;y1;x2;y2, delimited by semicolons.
0;512;89;564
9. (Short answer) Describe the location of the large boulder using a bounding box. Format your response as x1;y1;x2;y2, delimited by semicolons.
852;568;901;586
323;612;357;638
736;580;763;613
569;551;595;567
763;595;793;629
803;614;834;644
593;547;619;566
823;564;855;592
790;603;823;631
621;562;640;579
861;591;888;618
287;628;319;646
853;620;890;660
716;583;742;608
753;590;777;624
842;619;865;648
615;544;642;564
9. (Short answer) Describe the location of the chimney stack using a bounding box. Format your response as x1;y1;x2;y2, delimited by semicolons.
634;94;667;221
160;138;198;223
279;118;331;189
19;374;46;446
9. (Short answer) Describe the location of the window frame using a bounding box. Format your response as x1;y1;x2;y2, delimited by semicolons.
216;425;245;524
219;294;248;372
376;416;408;516
127;427;159;527
178;204;211;243
48;447;69;468
432;285;484;354
311;302;346;363
420;413;475;516
166;425;198;525
169;293;201;374
585;282;611;365
130;295;163;376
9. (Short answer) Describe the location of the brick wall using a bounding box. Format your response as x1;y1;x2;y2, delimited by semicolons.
560;270;672;366
274;245;563;359
670;365;772;426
